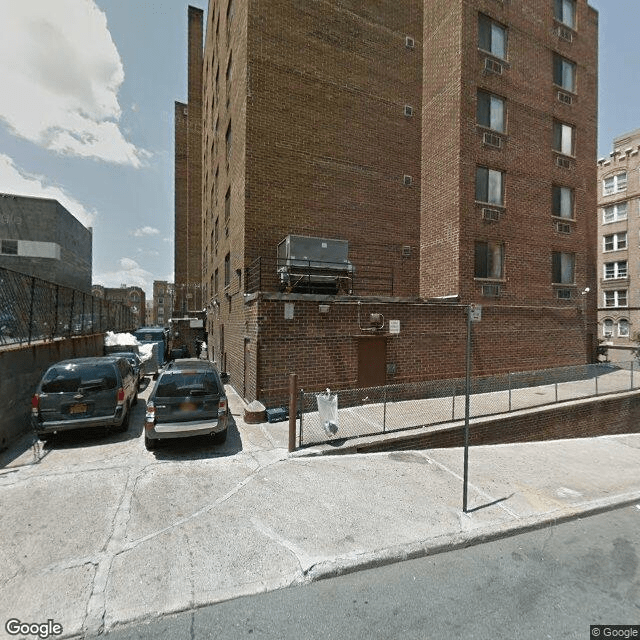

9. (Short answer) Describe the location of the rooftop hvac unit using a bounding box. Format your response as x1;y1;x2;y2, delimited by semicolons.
277;235;355;294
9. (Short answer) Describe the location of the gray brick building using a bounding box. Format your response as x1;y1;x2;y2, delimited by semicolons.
0;193;92;292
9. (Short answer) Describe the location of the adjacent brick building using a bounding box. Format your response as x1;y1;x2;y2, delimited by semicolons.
176;0;598;405
92;285;146;328
597;129;640;362
152;280;174;327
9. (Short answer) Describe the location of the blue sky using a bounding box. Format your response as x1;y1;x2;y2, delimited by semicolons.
0;0;634;297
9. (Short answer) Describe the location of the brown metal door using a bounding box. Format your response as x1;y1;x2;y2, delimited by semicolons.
357;337;387;388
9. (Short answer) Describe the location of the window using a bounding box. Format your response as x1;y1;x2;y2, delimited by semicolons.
552;185;574;219
552;251;575;284
604;261;628;280
224;188;231;227
602;202;628;224
0;239;17;255
554;0;576;29
604;290;627;308
603;319;613;337
477;91;505;133
224;253;231;288
553;54;576;93
475;167;504;205
474;241;504;279
158;297;164;305
214;217;219;253
226;123;232;162
478;14;507;59
603;232;627;252
553;121;575;156
618;319;630;338
214;269;219;294
603;173;627;196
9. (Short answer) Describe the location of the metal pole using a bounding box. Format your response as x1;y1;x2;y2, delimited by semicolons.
555;381;558;403
28;277;35;345
288;373;297;453
631;360;634;390
595;368;599;396
383;387;387;433
508;372;512;412
299;388;305;447
452;381;456;420
463;305;472;513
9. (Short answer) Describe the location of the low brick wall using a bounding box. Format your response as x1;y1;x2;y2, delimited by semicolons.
352;390;640;454
0;335;105;450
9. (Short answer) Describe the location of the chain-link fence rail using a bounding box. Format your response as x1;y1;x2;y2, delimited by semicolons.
0;266;136;347
296;362;640;447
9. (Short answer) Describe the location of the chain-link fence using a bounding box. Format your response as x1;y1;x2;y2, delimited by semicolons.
297;362;639;446
0;266;136;346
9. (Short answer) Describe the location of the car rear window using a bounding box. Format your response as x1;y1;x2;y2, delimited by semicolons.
155;371;220;398
41;364;118;393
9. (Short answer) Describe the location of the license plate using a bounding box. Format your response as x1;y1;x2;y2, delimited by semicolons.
70;403;87;414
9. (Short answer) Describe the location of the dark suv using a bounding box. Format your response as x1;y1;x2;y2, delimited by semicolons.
31;356;138;441
144;359;227;451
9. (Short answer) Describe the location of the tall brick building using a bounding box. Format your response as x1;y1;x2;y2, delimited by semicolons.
177;0;598;405
597;129;640;361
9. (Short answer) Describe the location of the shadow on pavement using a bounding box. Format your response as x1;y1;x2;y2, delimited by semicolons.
147;417;244;461
465;494;514;514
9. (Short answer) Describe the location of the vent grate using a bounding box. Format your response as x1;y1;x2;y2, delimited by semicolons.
557;91;573;105
403;174;413;186
554;220;572;234
484;58;503;75
482;208;501;222
556;288;572;300
481;284;501;298
482;132;503;148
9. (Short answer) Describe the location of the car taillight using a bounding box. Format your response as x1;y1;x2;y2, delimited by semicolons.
31;394;39;414
145;402;155;427
117;387;125;404
218;398;227;414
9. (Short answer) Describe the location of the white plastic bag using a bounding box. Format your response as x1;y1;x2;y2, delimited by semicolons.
316;388;339;436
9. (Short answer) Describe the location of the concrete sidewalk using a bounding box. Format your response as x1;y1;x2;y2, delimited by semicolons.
0;385;639;639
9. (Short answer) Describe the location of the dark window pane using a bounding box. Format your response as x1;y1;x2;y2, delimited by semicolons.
475;242;488;278
477;91;490;127
476;167;488;202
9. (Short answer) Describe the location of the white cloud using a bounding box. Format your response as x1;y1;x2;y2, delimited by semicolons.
94;257;153;295
132;226;160;237
0;153;96;228
0;0;149;166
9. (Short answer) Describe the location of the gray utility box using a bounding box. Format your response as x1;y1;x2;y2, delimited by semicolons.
276;235;354;294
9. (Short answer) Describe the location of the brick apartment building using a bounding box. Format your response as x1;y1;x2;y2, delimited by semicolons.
92;285;146;328
176;0;598;405
152;280;174;327
597;129;640;362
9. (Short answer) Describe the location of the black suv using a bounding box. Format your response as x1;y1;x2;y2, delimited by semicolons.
31;356;138;441
144;359;228;450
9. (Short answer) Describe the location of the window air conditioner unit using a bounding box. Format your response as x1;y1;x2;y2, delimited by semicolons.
556;156;571;169
554;25;573;42
403;174;413;186
405;36;415;49
482;207;501;222
557;91;573;105
404;105;414;117
401;245;411;257
484;58;503;75
482;284;501;297
554;220;572;234
482;132;502;148
556;288;572;300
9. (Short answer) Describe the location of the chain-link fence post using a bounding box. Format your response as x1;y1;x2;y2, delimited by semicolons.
631;360;634;390
27;276;35;345
508;372;512;411
452;381;456;420
382;387;387;433
288;373;297;452
299;388;305;447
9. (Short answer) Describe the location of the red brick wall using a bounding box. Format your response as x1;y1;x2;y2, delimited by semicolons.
254;295;588;406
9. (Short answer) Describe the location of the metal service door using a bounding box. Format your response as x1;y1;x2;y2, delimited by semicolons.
357;337;387;388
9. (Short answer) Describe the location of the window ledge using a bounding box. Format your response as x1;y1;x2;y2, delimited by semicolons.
551;215;576;222
473;277;506;283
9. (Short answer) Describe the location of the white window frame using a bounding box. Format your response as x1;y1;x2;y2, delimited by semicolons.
475;167;504;206
604;261;628;280
477;90;505;133
553;54;576;93
603;232;627;252
478;14;507;60
603;172;627;196
604;290;628;308
552;251;575;285
618;319;630;338
553;121;575;157
552;185;574;219
602;202;628;224
603;319;614;338
554;0;576;29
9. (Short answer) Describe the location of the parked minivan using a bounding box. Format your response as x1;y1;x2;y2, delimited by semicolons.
31;356;138;441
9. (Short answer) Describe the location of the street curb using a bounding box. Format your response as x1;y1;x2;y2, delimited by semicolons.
299;491;640;583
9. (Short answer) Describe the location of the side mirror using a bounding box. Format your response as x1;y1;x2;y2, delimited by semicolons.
220;372;230;384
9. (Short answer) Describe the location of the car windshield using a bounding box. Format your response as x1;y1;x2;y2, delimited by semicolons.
155;371;219;398
41;364;118;393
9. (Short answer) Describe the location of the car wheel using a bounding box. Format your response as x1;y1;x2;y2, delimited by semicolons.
212;427;227;444
115;406;130;433
132;390;138;406
145;434;158;451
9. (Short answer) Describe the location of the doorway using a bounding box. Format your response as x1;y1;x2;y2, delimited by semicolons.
357;337;387;388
